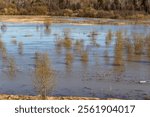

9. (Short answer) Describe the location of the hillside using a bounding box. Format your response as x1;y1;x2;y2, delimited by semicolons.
0;0;150;19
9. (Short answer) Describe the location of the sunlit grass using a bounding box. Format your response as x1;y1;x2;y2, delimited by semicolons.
80;50;89;64
34;52;55;99
65;51;73;65
63;37;72;49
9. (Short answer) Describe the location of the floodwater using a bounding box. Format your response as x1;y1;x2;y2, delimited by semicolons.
0;21;150;99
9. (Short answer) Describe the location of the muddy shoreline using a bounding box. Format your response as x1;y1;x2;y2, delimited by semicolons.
0;15;150;25
0;94;118;100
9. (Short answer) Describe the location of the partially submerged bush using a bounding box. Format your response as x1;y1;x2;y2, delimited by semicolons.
34;52;55;99
80;50;89;63
55;30;72;49
125;39;133;61
105;29;113;46
74;39;84;52
133;36;144;55
65;51;73;65
113;31;124;66
0;39;7;59
8;56;16;77
44;18;51;35
63;37;72;49
18;41;23;55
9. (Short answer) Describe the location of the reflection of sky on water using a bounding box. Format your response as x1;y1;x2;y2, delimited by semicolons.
1;23;150;52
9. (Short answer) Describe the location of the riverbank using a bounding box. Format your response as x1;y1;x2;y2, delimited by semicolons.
0;94;119;100
0;16;150;25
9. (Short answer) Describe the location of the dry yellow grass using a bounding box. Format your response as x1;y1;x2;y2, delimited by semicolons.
74;40;84;52
125;40;133;61
114;31;124;66
34;52;55;99
44;18;51;35
65;51;74;65
8;56;16;77
105;29;113;46
81;50;89;63
0;39;7;59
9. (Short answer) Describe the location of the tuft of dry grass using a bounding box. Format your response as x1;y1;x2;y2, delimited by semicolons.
44;19;51;35
63;37;72;49
105;29;113;46
65;51;73;65
8;56;16;77
146;35;150;60
74;39;84;52
0;39;3;49
34;52;55;99
80;50;89;63
18;41;24;55
132;34;143;55
113;31;124;66
125;39;133;61
55;30;72;49
0;39;7;59
89;30;100;47
115;31;123;49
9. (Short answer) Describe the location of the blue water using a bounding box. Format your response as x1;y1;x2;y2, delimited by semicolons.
0;22;150;99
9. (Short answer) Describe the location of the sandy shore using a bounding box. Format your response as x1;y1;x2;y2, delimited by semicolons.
0;94;120;100
0;15;150;25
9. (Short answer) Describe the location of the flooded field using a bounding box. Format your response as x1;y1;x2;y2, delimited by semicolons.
0;20;150;99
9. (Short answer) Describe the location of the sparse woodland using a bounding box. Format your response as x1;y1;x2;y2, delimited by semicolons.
0;0;150;18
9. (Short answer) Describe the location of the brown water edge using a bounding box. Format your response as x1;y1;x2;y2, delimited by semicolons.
0;94;120;100
0;15;150;25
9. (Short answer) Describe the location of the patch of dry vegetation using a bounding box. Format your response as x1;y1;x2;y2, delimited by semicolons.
65;51;74;66
80;50;89;64
18;41;23;55
0;39;7;59
74;39;84;52
114;31;124;66
34;52;55;99
132;34;144;55
8;56;16;77
125;39;134;61
105;29;113;46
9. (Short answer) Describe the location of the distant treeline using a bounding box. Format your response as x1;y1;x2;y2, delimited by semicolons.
0;0;150;18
